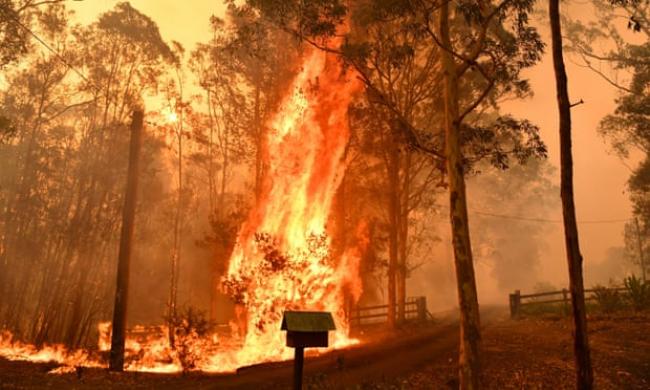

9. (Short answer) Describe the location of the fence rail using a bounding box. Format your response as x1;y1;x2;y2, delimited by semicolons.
509;287;629;318
349;296;431;326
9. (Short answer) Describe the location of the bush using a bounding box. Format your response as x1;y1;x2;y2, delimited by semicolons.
624;275;650;312
592;285;622;313
166;307;212;371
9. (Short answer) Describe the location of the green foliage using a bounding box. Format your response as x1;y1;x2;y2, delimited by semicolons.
245;0;547;169
624;275;650;311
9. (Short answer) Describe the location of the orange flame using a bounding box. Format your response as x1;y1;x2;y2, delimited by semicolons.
0;47;362;374
220;46;362;367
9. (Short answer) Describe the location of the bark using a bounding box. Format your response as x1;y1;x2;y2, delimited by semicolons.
109;110;144;371
549;1;594;388
397;149;412;323
387;133;399;329
169;72;185;347
439;3;481;389
254;81;264;201
634;218;647;282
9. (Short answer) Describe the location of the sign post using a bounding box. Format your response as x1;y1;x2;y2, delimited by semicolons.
281;311;336;390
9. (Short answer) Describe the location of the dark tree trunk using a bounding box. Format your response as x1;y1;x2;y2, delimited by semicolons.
387;134;399;330
397;149;412;324
439;3;481;388
549;1;594;388
254;82;264;202
109;110;144;371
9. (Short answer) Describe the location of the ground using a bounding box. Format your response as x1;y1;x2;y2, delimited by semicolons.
1;309;648;389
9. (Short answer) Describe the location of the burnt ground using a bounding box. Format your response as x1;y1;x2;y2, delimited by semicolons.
0;308;648;389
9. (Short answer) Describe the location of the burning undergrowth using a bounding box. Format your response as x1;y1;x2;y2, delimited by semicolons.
0;47;364;374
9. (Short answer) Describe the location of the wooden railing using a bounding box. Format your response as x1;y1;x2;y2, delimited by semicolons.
349;296;431;326
509;287;629;318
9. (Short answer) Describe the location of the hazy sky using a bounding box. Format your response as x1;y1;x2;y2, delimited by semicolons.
70;0;224;48
69;1;638;287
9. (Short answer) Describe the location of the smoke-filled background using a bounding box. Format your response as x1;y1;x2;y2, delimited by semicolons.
0;0;646;353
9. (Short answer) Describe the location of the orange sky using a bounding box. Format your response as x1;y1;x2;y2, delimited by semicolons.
69;1;637;285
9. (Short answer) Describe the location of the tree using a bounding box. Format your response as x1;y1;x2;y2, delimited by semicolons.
0;1;176;348
0;0;71;68
549;0;594;387
243;2;544;387
224;3;300;200
190;15;255;321
109;109;143;372
565;0;650;282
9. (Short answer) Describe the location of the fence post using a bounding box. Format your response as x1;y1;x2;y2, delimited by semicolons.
562;288;569;316
509;290;521;319
357;306;361;327
417;296;427;322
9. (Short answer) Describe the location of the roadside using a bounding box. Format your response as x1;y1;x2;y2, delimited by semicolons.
1;309;648;389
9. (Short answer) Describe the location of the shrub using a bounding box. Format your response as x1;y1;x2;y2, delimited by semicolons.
624;275;650;312
592;285;622;313
166;307;212;371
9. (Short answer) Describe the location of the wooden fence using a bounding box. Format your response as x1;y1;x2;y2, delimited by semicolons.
349;296;432;326
509;287;629;318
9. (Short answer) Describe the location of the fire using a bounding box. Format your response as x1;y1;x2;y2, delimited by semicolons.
219;46;363;367
0;47;362;374
0;330;103;369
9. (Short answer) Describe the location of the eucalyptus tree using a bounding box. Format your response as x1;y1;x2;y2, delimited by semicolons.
241;1;545;388
190;15;250;320
0;1;176;347
223;2;300;200
566;0;650;283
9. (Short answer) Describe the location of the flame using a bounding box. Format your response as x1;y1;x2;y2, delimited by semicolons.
218;46;362;367
0;47;362;374
0;330;103;369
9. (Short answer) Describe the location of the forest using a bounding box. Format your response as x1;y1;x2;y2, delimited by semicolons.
0;0;649;389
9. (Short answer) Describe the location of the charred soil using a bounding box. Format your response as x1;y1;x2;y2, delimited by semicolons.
0;310;648;389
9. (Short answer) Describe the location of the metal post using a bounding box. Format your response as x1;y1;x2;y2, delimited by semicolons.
293;346;304;390
109;110;144;371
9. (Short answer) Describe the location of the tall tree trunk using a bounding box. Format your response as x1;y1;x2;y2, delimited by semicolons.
397;149;412;324
634;218;647;282
387;133;399;330
109;110;144;371
254;81;264;201
439;3;481;389
169;110;183;348
169;71;185;347
549;1;593;388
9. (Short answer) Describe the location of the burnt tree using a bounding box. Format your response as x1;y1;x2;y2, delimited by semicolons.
109;110;144;371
